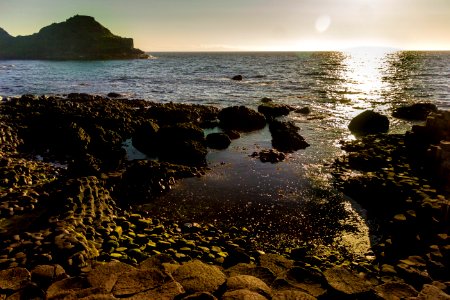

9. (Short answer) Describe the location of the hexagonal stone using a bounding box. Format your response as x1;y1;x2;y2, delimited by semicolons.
373;282;418;299
226;275;271;298
222;289;268;300
323;267;373;296
0;268;31;291
112;268;169;297
173;260;226;294
88;261;136;293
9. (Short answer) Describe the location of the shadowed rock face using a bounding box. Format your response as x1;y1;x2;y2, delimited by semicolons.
0;15;148;60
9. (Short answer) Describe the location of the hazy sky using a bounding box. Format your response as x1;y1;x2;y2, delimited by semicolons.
1;0;449;51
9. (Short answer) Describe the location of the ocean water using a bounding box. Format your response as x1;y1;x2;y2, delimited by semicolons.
2;50;450;254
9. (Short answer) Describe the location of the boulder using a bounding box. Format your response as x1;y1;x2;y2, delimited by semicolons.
206;133;231;150
158;123;207;165
393;103;438;121
253;149;286;163
107;92;122;98
231;75;243;81
219;106;266;132
295;107;311;115
131;121;159;156
269;120;309;153
261;97;272;103
348;110;389;135
257;103;291;118
172;260;226;294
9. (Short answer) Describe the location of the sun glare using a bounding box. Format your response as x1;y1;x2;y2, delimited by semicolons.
315;15;331;33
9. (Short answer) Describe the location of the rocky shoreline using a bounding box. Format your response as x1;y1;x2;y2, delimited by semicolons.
1;94;449;299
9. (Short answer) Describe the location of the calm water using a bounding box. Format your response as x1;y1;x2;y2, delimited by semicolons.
2;50;450;254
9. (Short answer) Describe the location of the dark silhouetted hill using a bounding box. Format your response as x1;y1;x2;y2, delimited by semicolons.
0;15;149;60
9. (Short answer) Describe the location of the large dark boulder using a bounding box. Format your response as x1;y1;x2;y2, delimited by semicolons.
206;133;231;150
219;106;266;132
257;103;291;119
132;121;160;156
392;103;437;121
232;75;243;81
269;120;309;153
0;15;148;60
348;110;389;135
157;123;207;165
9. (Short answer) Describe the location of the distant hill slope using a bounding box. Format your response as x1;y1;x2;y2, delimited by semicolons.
0;15;149;60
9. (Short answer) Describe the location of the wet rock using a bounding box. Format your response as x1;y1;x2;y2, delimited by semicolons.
295;107;311;115
107;92;122;98
0;267;30;291
269;120;309;153
261;97;272;103
112;268;171;297
272;290;317;300
257;103;291;118
225;275;271;298
323;266;373;297
373;282;418;299
131;121;159;156
222;289;268;300
206;133;231;150
172;260;226;294
348;110;389;135
393;103;438;121
253;149;286;163
219;106;266;132
158;123;207;165
231;75;243;81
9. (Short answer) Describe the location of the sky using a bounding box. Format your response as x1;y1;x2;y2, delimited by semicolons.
0;0;449;51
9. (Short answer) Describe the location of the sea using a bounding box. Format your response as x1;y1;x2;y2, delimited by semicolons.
1;50;450;255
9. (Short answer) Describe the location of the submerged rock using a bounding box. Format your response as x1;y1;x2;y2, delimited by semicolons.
252;149;286;163
348;110;389;135
219;106;266;132
257;103;291;119
393;103;438;121
206;132;232;150
231;75;243;81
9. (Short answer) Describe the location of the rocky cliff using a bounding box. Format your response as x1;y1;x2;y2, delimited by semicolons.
0;15;148;60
